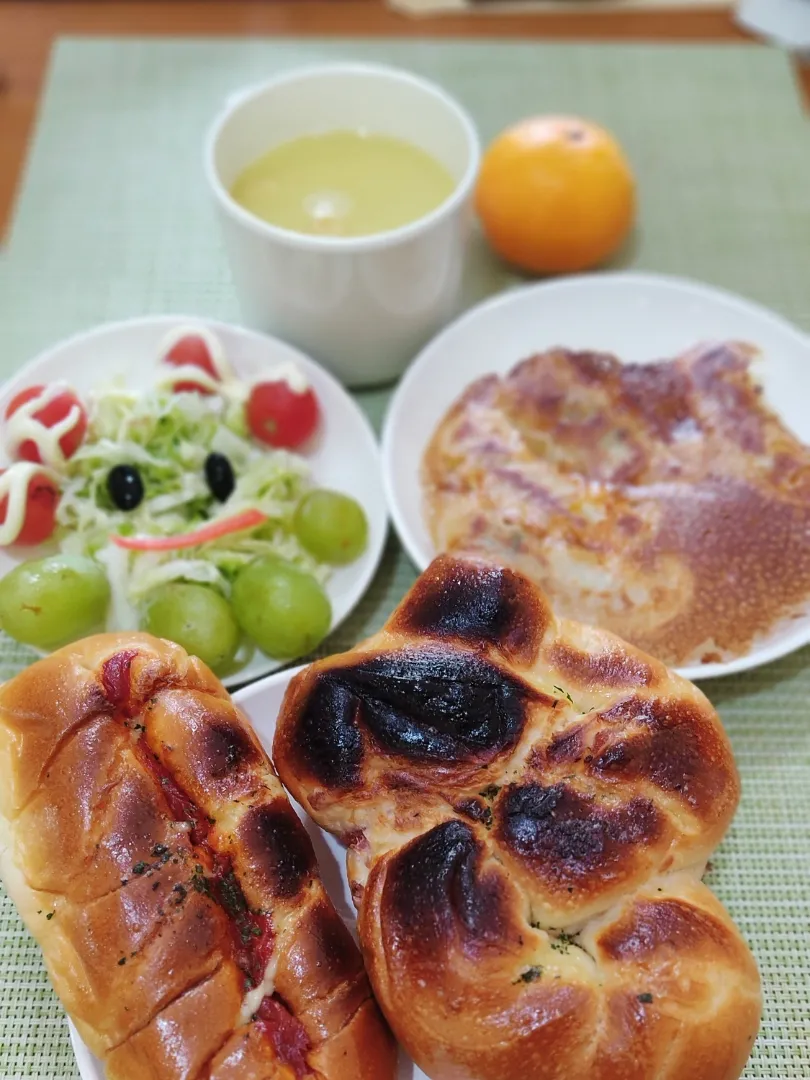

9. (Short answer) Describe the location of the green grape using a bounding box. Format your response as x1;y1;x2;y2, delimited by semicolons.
0;555;110;651
232;556;331;660
143;583;240;675
293;489;368;566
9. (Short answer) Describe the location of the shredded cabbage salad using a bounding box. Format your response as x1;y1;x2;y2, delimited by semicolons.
56;383;327;631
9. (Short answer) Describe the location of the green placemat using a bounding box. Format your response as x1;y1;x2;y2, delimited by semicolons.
1;36;810;1079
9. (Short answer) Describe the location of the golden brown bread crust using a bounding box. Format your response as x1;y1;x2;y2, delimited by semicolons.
274;554;762;1080
0;633;396;1080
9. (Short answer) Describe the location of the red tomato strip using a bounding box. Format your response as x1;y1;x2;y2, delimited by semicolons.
133;739;276;989
134;741;212;847
254;996;311;1078
208;854;276;988
110;508;267;551
102;667;288;1044
101;650;139;710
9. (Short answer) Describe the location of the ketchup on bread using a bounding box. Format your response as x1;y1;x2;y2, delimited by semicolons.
0;633;396;1080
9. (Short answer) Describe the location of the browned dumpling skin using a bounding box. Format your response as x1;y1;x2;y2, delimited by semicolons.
274;554;762;1080
422;343;810;666
0;633;396;1080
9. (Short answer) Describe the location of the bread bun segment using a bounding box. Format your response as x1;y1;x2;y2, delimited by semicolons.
0;632;396;1080
274;554;761;1080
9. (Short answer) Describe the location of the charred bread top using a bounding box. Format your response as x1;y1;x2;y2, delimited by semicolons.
274;554;761;1080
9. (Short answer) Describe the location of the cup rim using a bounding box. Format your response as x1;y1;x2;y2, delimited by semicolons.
204;61;481;254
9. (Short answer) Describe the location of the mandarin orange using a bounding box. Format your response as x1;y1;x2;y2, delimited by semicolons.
475;115;636;274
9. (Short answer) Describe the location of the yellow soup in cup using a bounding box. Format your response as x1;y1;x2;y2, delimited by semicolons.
206;63;480;387
230;130;457;238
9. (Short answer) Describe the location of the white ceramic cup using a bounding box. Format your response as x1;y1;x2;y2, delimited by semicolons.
205;63;480;388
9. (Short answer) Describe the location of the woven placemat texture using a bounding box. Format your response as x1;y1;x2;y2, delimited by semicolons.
0;36;809;1079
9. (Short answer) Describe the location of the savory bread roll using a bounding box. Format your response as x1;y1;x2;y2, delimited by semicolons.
274;554;762;1080
0;633;396;1080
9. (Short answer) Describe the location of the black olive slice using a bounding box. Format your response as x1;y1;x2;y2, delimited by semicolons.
107;464;145;511
205;452;235;503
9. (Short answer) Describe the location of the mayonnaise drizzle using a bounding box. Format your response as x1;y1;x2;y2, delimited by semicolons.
263;361;310;396
154;326;310;401
4;383;83;470
155;325;234;394
0;462;58;546
154;365;224;395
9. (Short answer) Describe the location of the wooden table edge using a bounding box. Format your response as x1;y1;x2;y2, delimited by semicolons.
0;1;807;241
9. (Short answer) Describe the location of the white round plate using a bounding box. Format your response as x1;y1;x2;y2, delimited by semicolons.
68;665;423;1080
0;316;387;688
382;271;810;681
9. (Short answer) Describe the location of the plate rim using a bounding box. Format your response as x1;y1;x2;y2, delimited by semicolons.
0;314;388;689
381;270;810;682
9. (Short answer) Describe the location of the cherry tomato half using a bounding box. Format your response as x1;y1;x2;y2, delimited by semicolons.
246;381;320;449
6;386;88;463
0;468;60;545
163;334;221;395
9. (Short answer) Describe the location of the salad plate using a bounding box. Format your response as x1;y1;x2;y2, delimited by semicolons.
68;663;425;1080
382;271;810;681
0;316;387;687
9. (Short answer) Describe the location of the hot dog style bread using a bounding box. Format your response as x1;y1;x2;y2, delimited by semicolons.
0;634;396;1080
274;554;762;1080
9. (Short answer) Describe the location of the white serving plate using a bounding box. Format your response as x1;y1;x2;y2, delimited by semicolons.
68;665;425;1080
381;271;810;681
0;316;388;688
